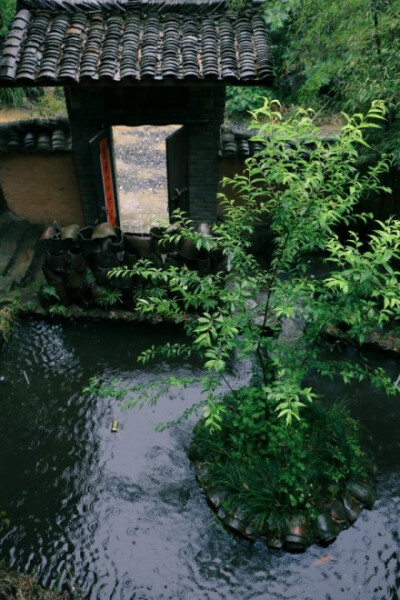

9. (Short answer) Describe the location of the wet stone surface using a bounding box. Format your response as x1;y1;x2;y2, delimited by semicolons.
0;319;399;599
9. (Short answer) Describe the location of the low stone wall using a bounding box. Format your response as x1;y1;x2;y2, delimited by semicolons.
1;117;398;229
0;148;250;228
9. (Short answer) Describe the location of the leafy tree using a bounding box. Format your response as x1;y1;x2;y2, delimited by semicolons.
88;100;399;426
0;0;16;36
229;0;400;171
282;0;400;158
86;100;399;536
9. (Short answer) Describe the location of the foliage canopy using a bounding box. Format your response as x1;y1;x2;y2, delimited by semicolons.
85;99;399;537
229;0;400;164
87;99;399;430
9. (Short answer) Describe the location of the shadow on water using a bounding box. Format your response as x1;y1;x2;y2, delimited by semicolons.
0;318;399;600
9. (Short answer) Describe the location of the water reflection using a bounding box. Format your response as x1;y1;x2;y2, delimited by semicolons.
0;318;399;599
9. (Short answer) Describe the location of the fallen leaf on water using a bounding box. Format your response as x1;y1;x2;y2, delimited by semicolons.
311;555;335;567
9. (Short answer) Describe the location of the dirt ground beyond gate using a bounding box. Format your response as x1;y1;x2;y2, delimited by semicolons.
113;124;180;232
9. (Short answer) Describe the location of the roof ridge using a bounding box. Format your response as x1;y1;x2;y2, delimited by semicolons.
0;117;70;132
17;0;262;13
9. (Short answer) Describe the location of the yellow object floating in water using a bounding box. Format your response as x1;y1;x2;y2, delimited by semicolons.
111;419;119;433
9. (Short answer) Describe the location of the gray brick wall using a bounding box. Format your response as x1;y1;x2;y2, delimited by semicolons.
187;86;225;223
66;88;105;225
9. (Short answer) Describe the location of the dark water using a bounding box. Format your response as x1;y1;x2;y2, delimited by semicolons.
0;318;399;600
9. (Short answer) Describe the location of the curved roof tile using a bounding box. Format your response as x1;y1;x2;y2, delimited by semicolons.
0;0;272;84
0;117;72;152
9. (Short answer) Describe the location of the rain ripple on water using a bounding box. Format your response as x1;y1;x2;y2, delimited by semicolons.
0;318;399;599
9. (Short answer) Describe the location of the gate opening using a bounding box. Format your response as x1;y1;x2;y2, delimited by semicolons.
112;124;183;233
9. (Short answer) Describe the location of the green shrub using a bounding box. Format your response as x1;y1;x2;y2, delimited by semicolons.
0;88;24;108
193;388;369;529
225;86;268;118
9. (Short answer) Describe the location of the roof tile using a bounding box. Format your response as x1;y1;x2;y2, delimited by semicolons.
0;2;272;84
0;118;72;153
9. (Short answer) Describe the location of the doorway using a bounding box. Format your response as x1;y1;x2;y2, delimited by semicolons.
112;124;184;233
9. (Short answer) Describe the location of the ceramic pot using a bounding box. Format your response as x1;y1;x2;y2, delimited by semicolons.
92;265;134;290
195;463;210;486
150;226;166;254
111;270;135;290
163;252;184;269
315;512;337;544
178;237;198;261
197;256;211;275
44;250;67;272
91;239;122;268
67;249;87;273
150;226;178;254
329;499;349;530
61;224;80;251
91;265;111;287
90;284;107;301
197;224;213;272
346;481;376;509
66;270;85;291
78;227;98;259
243;524;258;541
40;226;62;254
284;515;309;552
266;531;284;550
211;249;229;274
222;513;245;534
206;488;228;510
92;222;117;240
123;251;138;268
124;233;153;257
342;492;362;523
108;228;124;253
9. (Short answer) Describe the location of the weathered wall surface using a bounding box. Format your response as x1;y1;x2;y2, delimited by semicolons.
0;153;84;226
1;137;396;231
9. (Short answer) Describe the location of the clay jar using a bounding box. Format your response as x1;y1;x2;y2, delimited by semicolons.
91;238;123;269
178;236;199;261
40;225;62;255
42;265;68;305
284;514;310;552
150;226;178;255
108;227;124;253
77;227;96;259
67;248;87;273
315;512;337;544
346;481;376;509
61;224;80;251
124;233;153;258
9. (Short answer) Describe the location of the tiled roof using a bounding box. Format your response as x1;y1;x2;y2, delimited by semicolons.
0;118;72;152
0;117;250;155
219;124;262;158
0;0;272;84
218;125;337;158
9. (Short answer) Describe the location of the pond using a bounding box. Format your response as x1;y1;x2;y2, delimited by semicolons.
0;318;399;600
